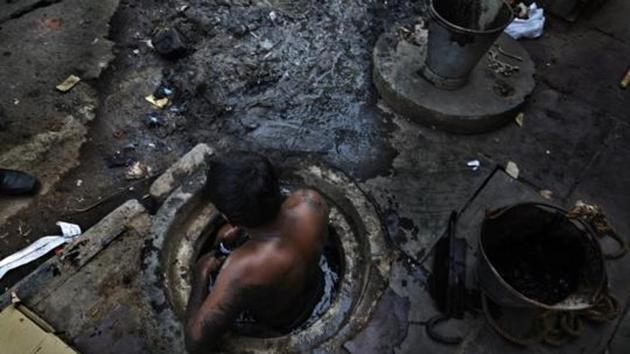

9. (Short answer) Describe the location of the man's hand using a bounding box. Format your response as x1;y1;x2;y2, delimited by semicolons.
214;224;241;250
195;252;226;280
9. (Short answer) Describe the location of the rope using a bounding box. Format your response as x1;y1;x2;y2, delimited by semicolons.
482;290;620;347
568;201;629;259
425;314;463;345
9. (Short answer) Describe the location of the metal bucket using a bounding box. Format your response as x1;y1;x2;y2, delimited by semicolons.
422;0;514;90
477;203;606;311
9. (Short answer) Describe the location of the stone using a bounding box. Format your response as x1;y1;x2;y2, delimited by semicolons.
344;289;410;354
373;28;536;134
149;143;214;203
152;27;188;59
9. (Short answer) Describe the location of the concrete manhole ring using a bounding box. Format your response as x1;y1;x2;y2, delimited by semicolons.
143;162;391;353
373;26;535;134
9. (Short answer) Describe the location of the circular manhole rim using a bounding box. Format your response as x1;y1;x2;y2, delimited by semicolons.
144;162;391;352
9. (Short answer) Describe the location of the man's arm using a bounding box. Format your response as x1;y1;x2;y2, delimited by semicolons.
184;256;249;354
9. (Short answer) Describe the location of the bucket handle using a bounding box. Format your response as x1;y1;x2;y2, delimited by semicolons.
485;202;628;260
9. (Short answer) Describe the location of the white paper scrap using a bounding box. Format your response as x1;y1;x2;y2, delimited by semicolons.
506;161;520;179
57;221;81;238
0;222;82;280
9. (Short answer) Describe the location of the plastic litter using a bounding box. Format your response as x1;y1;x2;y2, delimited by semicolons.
504;4;545;40
467;160;480;171
0;222;81;281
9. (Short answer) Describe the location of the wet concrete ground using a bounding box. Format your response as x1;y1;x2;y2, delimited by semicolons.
0;0;629;352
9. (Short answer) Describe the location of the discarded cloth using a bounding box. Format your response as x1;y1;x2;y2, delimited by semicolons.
504;3;545;40
0;222;81;280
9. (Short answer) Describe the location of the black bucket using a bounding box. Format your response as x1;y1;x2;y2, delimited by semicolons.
477;203;606;310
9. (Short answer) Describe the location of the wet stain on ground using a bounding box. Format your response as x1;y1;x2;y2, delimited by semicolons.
102;0;425;181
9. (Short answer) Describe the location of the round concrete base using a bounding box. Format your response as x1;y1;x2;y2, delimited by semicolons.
373;29;535;134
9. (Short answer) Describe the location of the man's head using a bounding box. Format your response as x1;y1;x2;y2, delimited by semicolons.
206;152;282;228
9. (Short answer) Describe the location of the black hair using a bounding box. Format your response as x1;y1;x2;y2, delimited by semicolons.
206;152;282;228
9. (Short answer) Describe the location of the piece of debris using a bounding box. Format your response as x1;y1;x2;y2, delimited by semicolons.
144;39;155;49
158;85;174;97
112;128;126;139
145;113;166;127
17;220;31;238
55;74;81;92
515;112;524;127
514;2;529;18
125;162;151;180
260;39;274;51
487;50;520;77
104;150;134;168
539;189;553;200
506;161;519;179
0;222;81;281
620;67;630;89
145;94;169;109
76;179;83;187
132;48;140;55
151;27;188;59
398;22;427;46
505;3;545;40
467;160;481;171
495;44;523;62
43;17;63;30
269;11;278;22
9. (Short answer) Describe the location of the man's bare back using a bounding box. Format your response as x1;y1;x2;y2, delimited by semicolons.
185;186;328;353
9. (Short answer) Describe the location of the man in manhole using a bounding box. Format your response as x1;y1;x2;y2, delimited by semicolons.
185;152;329;353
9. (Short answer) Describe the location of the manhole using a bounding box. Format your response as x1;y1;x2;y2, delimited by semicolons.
143;162;391;352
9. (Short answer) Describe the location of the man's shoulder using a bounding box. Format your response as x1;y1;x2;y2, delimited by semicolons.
285;189;328;216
